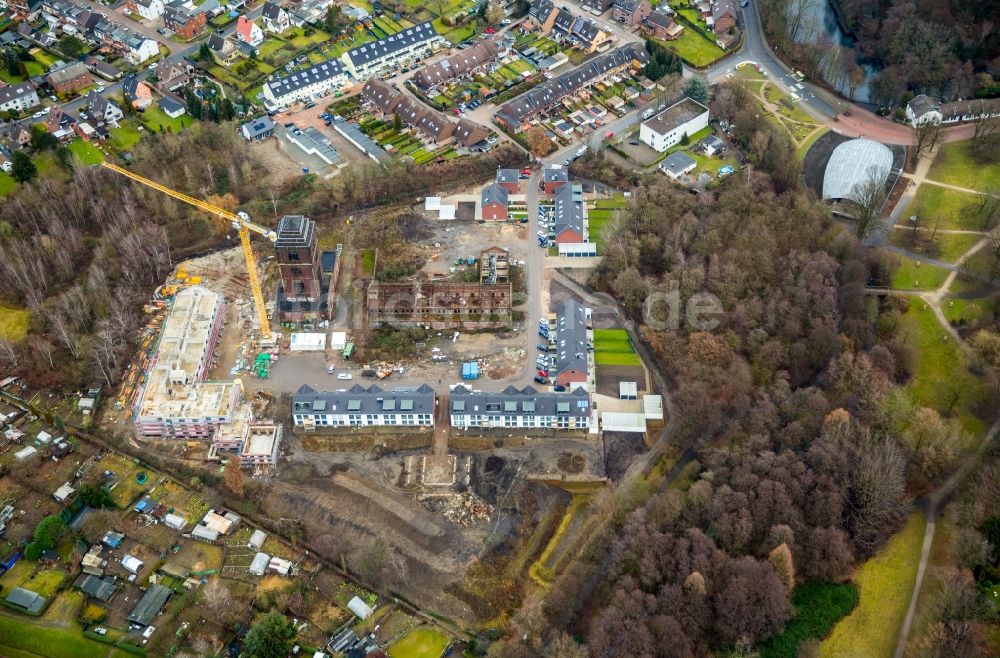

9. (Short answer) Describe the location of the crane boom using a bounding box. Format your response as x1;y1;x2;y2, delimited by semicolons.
100;161;275;338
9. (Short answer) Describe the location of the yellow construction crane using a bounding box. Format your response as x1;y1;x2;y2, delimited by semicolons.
100;162;277;337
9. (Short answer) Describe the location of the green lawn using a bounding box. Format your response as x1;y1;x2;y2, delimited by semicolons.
594;329;641;366
898;302;988;436
888;230;981;264
588;208;614;250
0;172;15;197
140;104;193;133
758;581;859;658
0;614;135;658
898;185;986;231
820;514;927;658
762;81;817;125
24;61;45;77
942;297;994;326
258;37;285;58
652;31;724;68
594;195;629;210
927;142;1000;191
67;140;104;165
796;126;829;160
288;28;330;48
388;626;450;658
440;22;475;45
109;122;143;151
31;48;57;68
890;256;951;290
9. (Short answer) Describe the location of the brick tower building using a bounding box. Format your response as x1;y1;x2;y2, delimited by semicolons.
274;215;341;323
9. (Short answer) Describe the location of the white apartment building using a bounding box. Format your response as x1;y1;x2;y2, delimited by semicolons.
291;384;435;430
339;21;445;80
262;58;348;109
639;96;709;152
0;82;40;114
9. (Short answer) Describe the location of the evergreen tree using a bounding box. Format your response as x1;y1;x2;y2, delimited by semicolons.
10;150;36;183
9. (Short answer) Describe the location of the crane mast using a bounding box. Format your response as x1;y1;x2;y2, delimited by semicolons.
100;162;276;338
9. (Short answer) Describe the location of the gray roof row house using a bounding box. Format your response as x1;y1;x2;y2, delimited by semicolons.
412;37;500;89
453;117;490;148
552;184;585;239
361;81;459;144
361;78;402;115
481;182;509;208
292;383;436;417
551;8;603;49
267;58;345;99
343;20;439;69
555;298;589;380
450;384;590;420
496;43;649;127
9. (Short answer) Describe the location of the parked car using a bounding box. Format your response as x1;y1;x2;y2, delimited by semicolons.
553;384;567;392
284;122;295;128
628;140;639;145
537;369;548;377
93;628;108;636
537;230;546;238
327;365;335;373
534;376;547;384
563;158;571;166
337;373;352;380
502;18;512;24
537;344;548;351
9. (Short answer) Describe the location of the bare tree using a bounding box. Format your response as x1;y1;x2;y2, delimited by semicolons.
848;165;888;240
970;115;1000;160
847;434;908;557
784;0;818;43
913;120;942;163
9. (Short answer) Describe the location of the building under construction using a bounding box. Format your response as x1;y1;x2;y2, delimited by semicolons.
479;246;509;284
274;215;342;324
135;285;242;438
367;280;513;329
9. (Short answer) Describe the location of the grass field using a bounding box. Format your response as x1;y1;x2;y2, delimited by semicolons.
796;126;829;159
927;142;1000;191
588;208;614;251
820;514;927;658
109;122;142;151
897;302;987;436
0;614;134;658
942;297;994;326
388;626;450;658
141;104;193;133
0;172;14;196
890;256;951;290
0;304;30;341
759;581;859;658
593;328;641;366
67;140;104;165
888;230;981;264
652;31;723;67
898;185;985;231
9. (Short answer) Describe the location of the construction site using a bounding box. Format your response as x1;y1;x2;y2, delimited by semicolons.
366;280;514;329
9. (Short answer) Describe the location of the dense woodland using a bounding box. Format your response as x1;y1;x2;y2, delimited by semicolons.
0;125;526;392
493;89;997;658
759;0;1000;105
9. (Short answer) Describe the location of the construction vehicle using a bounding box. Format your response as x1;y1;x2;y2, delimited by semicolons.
99;162;278;338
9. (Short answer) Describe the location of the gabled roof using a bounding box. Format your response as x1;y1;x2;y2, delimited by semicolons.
555;298;588;377
262;1;285;19
552;184;584;237
0;81;36;105
394;96;428;126
5;587;46;614
361;79;402;114
453;118;488;147
450;384;589;418
207;32;232;53
497;168;519;184
158;96;185;113
711;0;737;21
413;38;499;88
122;73;143;100
74;574;117;602
344;21;440;68
481;182;508;207
265;58;344;100
414;111;453;140
907;94;939;118
292;384;435;417
127;584;171;626
241;115;276;139
47;62;90;84
543;164;569;183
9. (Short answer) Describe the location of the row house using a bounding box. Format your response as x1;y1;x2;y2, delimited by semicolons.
124;0;164;21
551;8;609;52
360;80;459;145
453;117;489;149
411;37;500;91
0;81;40;114
291;384;436;430
263;58;348;109
553;299;592;388
551;183;587;246
43;0;159;63
495;43;649;132
339;21;445;80
449;385;591;431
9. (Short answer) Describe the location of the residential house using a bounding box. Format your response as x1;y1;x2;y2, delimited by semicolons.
551;9;609;52
495;44;649;131
125;0;164;21
164;1;207;39
261;0;290;32
158;96;186;118
47;62;93;95
85;56;123;81
414;111;455;144
122;73;153;109
339;21;445;80
711;0;737;33
361;78;402;115
641;5;683;39
453;117;489;148
659;150;697;179
86;91;124;125
702;133;724;155
155;62;190;94
527;0;558;32
905;95;1000;126
7;122;31;148
240;115;276;141
0;81;40;114
639;96;709;151
581;0;615;17
552;183;586;244
411;38;500;90
235;15;264;47
262;58;348;109
207;33;239;66
394;95;428;128
291;384;436;430
496;168;520;194
553;299;591;388
542;164;569;194
481;183;509;220
10;0;43;20
449;384;591;430
45;106;76;137
612;0;650;26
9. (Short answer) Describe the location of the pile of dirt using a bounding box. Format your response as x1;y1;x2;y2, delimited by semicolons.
420;493;494;527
